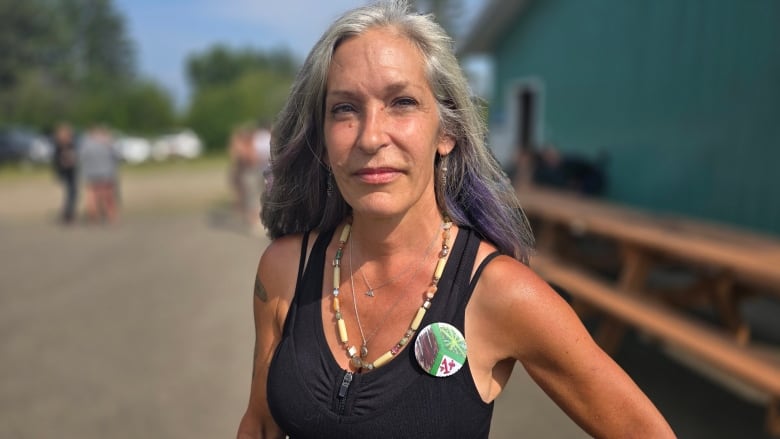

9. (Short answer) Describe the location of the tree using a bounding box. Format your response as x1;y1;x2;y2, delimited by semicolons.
4;71;75;129
0;0;135;89
0;0;54;88
185;45;299;151
187;69;293;151
186;46;297;92
0;0;176;136
72;76;176;134
412;0;464;38
56;0;136;81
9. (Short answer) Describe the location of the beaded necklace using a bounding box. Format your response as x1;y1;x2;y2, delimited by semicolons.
348;223;440;359
331;218;452;371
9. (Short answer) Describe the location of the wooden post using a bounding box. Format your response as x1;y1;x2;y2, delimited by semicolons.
535;220;559;254
768;397;780;437
595;245;651;354
709;271;751;345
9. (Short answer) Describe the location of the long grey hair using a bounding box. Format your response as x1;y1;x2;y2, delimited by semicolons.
261;0;534;263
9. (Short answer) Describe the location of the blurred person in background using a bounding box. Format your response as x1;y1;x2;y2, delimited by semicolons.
236;2;674;438
253;124;272;197
229;125;262;233
78;125;121;224
532;144;567;189
510;144;606;197
52;122;79;224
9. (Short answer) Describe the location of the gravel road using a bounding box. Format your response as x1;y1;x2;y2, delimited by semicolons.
0;163;772;438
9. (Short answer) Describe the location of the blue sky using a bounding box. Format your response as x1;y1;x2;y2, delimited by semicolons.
114;0;488;109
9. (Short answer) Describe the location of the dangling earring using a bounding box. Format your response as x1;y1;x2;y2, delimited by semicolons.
439;155;448;188
326;168;333;197
436;155;450;216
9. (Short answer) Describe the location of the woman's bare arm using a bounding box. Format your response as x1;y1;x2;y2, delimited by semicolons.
474;257;675;438
236;235;302;439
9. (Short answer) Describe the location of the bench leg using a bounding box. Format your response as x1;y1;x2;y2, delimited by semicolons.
768;397;780;437
535;221;559;254
617;246;652;293
595;245;651;354
571;298;598;319
709;272;751;345
595;318;629;354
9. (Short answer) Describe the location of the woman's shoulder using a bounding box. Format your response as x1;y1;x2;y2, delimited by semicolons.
471;243;563;327
257;232;319;301
470;238;541;289
470;243;585;358
262;233;306;260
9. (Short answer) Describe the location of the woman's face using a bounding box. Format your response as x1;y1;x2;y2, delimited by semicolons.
323;27;454;219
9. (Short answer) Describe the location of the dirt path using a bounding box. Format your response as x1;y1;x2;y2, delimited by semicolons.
0;163;590;438
0;162;773;438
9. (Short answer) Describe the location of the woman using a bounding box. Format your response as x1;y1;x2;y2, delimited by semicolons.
237;1;674;438
52;122;79;224
78;125;120;224
229;125;262;230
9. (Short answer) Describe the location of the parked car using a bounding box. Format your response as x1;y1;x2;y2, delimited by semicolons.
0;127;54;164
116;136;152;164
151;129;203;161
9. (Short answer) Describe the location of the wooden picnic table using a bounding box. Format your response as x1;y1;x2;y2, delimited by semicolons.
519;186;780;291
517;185;780;436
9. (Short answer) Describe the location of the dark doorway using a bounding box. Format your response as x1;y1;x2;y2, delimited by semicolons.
516;85;538;152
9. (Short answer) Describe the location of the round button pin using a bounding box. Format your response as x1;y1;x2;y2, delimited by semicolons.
414;322;467;377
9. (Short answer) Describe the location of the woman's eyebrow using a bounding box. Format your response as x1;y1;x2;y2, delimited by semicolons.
327;81;418;100
326;89;360;100
383;81;412;95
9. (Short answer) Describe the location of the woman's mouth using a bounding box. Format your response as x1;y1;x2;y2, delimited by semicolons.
355;167;401;184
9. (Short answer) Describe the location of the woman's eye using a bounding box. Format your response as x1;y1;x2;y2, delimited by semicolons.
331;103;356;114
393;97;418;107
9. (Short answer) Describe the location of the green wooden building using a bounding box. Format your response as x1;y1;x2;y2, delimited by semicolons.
459;0;780;236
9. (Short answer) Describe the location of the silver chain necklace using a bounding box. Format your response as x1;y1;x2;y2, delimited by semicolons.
353;226;439;297
348;223;442;360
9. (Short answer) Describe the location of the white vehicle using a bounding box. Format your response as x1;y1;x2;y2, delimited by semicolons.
116;136;152;164
152;129;203;161
27;134;54;164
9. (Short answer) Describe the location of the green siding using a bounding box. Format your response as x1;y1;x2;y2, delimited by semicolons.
490;0;780;235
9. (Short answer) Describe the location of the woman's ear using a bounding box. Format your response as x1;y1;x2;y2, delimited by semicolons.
437;134;455;156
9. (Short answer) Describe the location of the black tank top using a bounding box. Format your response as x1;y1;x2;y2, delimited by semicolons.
267;227;499;438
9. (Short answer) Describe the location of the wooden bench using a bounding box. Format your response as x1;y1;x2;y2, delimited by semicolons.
531;254;780;436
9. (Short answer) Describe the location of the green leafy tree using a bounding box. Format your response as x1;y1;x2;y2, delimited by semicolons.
0;0;135;89
412;0;464;38
0;0;175;136
72;75;176;134
185;46;298;151
187;69;293;151
4;71;75;128
55;0;136;81
0;0;54;88
186;46;297;91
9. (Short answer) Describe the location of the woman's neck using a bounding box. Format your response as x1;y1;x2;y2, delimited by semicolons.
348;205;446;262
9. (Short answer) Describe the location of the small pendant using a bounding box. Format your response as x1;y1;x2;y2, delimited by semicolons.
360;344;369;358
365;289;375;297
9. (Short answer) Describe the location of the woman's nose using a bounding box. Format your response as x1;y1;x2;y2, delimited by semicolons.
357;105;389;153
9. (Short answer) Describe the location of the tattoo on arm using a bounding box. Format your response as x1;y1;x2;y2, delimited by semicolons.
252;274;266;379
252;336;258;379
254;274;268;302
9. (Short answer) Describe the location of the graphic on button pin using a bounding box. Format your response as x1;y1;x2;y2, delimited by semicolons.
414;322;467;377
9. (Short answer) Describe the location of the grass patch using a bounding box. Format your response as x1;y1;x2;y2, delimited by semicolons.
122;154;229;175
0;153;229;182
0;162;52;182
